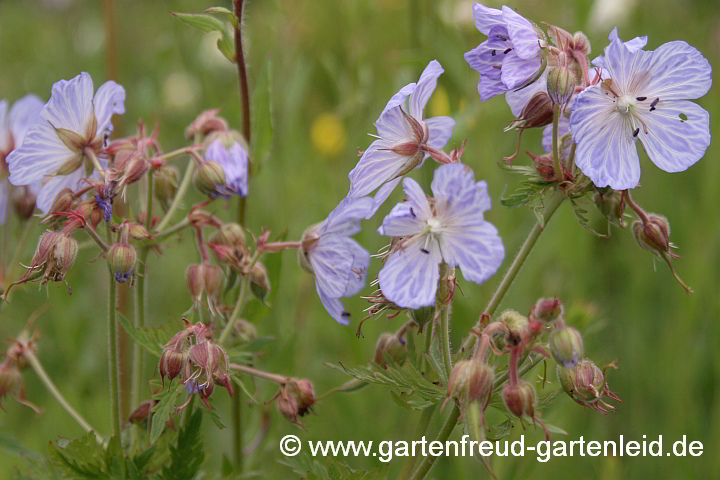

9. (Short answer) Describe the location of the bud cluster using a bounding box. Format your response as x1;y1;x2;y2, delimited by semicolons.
273;378;316;426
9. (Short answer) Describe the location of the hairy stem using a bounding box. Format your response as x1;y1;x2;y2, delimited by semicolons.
229;363;291;384
439;305;452;378
107;271;122;441
233;0;251;226
233;391;243;471
551;104;562;180
24;350;102;442
5;218;35;280
409;405;460;480
399;403;437;480
154;160;195;232
218;276;250;345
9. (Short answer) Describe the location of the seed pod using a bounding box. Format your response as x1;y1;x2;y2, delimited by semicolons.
193;161;226;197
547;67;577;105
107;243;137;283
503;380;536;418
447;359;494;407
549;325;584;367
532;298;564;323
374;333;407;367
159;349;186;383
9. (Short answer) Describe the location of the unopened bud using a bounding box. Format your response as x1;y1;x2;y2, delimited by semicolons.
549;326;584;368
202;264;225;300
209;223;246;248
410;306;434;327
250;262;270;292
159;349;186;383
593;189;626;227
52;235;78;279
43;188;75;221
503;380;536;418
573;31;591;55
0;363;22;398
128;400;155;424
275;387;299;424
193;161;226;197
633;214;670;254
108;243;136;283
233;319;257;342
154;166;179;209
185;264;205;300
495;310;528;349
533;298;564;322
128;223;150;241
11;187;36;220
120;155;150;187
294;379;316;415
374;333;407;367
447;360;494;407
511;92;553;131
547;67;576;105
185;109;229;139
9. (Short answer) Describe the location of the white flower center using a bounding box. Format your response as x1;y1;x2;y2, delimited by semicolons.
426;217;442;232
616;95;635;114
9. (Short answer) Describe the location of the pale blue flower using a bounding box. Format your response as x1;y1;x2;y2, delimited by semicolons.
204;135;249;198
7;73;125;212
301;197;373;324
570;37;712;189
348;60;454;213
465;4;544;102
377;164;504;309
0;95;45;224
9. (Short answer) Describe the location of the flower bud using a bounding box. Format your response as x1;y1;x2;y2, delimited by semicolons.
547;67;576;105
503;380;536;418
447;359;494;407
633;214;670;254
33;231;62;267
572;32;591;55
293;379;316;415
549;326;584;368
0;363;22;399
506;92;553;131
153;166;179;210
532;298;564;323
159;349;187;383
41;188;75;224
202;264;225;300
128;223;150;241
107;243;136;283
593;189;626;227
11;187;36;220
185;109;229;139
185;264;205;300
128;400;155;424
374;333;407;367
51;235;78;280
233;319;257;342
193;161;226;197
119;155;150;188
410;306;434;327
493;310;528;350
275;387;300;425
209;223;246;249
249;262;271;293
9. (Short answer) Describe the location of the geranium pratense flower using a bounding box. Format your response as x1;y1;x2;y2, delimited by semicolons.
347;60;454;212
203;132;249;198
299;197;373;324
7;73;125;213
570;37;711;189
465;4;545;101
377;164;504;309
0;95;45;224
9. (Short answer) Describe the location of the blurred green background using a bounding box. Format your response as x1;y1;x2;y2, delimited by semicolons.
1;0;719;478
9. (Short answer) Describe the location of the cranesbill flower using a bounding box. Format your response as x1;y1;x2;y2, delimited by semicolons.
377;164;504;309
347;60;454;209
299;197;373;324
0;95;45;224
204;132;249;198
7;73;125;213
570;37;711;189
464;4;545;101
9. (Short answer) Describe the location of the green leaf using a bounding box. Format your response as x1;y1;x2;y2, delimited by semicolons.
0;433;41;458
464;402;497;479
118;314;182;358
230;373;261;404
159;409;205;480
571;198;609;238
150;383;184;444
486;417;514;441
204;6;239;28
171;12;235;62
48;432;105;478
202;398;227;429
250;62;274;171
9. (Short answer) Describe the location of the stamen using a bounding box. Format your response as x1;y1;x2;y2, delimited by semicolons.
632;128;640;138
496;35;508;41
492;65;502;70
410;207;415;218
420;248;430;254
503;48;512;54
491;50;496;56
650;98;659;112
636;96;647;101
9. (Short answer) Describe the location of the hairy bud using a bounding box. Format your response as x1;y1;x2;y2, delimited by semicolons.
532;298;564;323
633;214;670;254
549;325;584;367
153;166;179;210
250;262;271;292
447;360;494;408
593;189;626;227
293;379;316;415
193;161;226;197
11;187;36;220
374;333;407;367
108;243;137;283
507;92;553;132
159;349;186;384
209;223;246;249
547;67;576;105
503;380;536;418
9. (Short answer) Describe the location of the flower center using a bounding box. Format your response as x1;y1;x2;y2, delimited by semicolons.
616;96;635;115
426;217;442;232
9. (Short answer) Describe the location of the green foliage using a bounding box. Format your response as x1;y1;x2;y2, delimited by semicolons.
280;454;388;480
117;315;183;358
47;432;105;478
498;163;555;215
158;409;204;480
150;381;184;444
251;62;274;172
170;13;234;62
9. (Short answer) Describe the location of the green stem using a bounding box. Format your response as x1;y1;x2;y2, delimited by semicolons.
459;189;566;355
567;142;577;174
409;405;460;480
85;226;110;252
145;218;190;245
233;388;243;471
5;218;35;278
400;404;437;480
130;246;149;446
154;160;195;232
218;252;261;345
24;350;102;442
107;271;122;440
551;104;562;180
420;318;434;374
439;306;452;378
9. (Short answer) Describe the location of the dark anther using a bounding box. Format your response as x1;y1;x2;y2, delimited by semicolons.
491;50;496;56
420;248;430;254
410;207;415;218
503;48;512;54
636;96;647;101
633;127;640;137
341;311;351;318
650;97;660;111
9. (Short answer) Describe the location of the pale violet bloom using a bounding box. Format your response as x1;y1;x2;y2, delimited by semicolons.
592;28;647;70
377;164;504;309
0;95;45;224
204;134;249;198
300;197;373;324
465;4;544;101
570;37;712;189
348;60;454;215
7;73;125;213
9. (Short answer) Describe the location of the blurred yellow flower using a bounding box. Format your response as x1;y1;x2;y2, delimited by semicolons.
429;85;450;117
311;112;347;157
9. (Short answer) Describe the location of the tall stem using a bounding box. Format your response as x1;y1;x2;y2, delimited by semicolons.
439;306;452;378
218;276;250;345
409;405;460;480
399;404;436;480
24;350;101;442
233;0;251;226
107;272;122;440
459;189;566;354
232;392;243;471
551;104;562;180
154;160;195;232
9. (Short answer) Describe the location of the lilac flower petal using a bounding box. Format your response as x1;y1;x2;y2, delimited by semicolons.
505;70;548;117
378;202;426;237
431;164;491;218
205;139;249;198
477;76;509;102
35;168;86;213
7;121;75;186
464;38;505;75
348;139;408;198
321;196;374;236
93;81;126;136
376;106;412;143
501;6;540;60
501;50;542;90
342;237;370;297
378;240;441;309
592;29;647;69
410;60;443;121
471;3;504;35
8;95;44;146
641;41;712;101
366;177;401;219
381;83;416;117
438;222;504;284
316;284;350;325
425;116;455;151
41;72;94;134
402;177;432;220
636;100;710;173
308;233;357;299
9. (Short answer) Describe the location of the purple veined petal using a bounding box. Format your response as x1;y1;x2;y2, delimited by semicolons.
501;6;540;60
430;163;476;214
410;60;443;121
7;121;74;186
437;222;504;285
35;167;86;213
341;237;370;297
381;82;416;117
307;234;354;299
206;139;249;198
471;3;505;35
348;139;408;198
41;72;94;134
640;41;712;101
93;80;126;137
542;112;570;155
377;202;426;237
598;38;639;94
478;76;509;102
592;29;647;69
505;70;548;117
501;50;542;90
8;95;44;147
402;177;432;220
376;106;413;143
378;239;441;309
0;181;8;225
425;116;455;151
464;36;507;76
635;100;710;173
571;86;640;189
366;177;401;219
315;284;351;325
321;196;374;236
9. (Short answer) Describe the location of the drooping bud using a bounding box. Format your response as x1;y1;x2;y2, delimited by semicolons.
633;214;670;254
127;222;150;241
547;67;577;105
11;187;36;220
275;386;300;425
203;264;225;300
593;188;627;227
185;109;229;139
410;306;435;327
447;360;494;408
557;359;621;413
573;32;591;55
185;263;225;304
159;349;186;384
493;310;528;351
293;379;316;415
249;262;271;293
506;92;554;132
233;319;257;342
193;161;227;198
503;380;536;418
51;235;79;281
0;363;23;399
549;325;584;368
107;243;137;283
374;333;407;367
532;298;564;323
209;223;246;249
185;264;205;300
153;165;179;210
